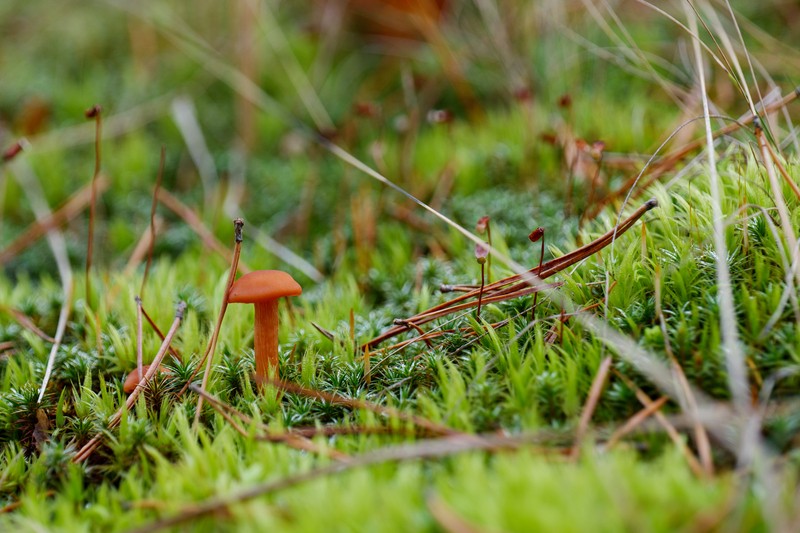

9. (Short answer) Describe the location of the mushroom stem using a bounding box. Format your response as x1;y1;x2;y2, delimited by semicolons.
254;299;280;384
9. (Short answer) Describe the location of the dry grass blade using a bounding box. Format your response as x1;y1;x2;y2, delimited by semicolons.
748;123;796;532
310;321;335;342
604;396;669;449
686;5;748;414
156;188;251;273
0;306;56;343
0;177;110;265
250;0;334;133
755;120;800;289
570;356;612;459
395;282;562;330
231;215;324;283
764;141;800;202
591;90;799;216
74;302;187;463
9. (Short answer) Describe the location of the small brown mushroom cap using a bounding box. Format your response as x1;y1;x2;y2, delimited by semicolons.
228;270;302;303
123;364;170;394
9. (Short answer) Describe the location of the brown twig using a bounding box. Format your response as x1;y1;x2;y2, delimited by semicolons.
399;282;563;330
764;140;800;202
0;306;56;343
0;177;110;264
440;284;478;293
392;319;434;348
363;198;656;349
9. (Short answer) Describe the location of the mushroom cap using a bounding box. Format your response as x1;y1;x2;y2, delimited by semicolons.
123;364;169;394
228;270;302;303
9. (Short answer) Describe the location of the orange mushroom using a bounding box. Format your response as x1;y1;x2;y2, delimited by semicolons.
228;270;302;386
123;364;169;394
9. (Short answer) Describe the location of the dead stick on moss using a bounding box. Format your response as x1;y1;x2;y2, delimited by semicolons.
363;199;655;349
157;189;251;274
74;302;186;464
570;356;612;460
141;145;166;297
0;177;109;264
397;283;562;329
187;219;244;427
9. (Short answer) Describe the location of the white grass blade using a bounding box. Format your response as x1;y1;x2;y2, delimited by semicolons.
170;96;220;214
9;159;75;403
685;3;748;413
